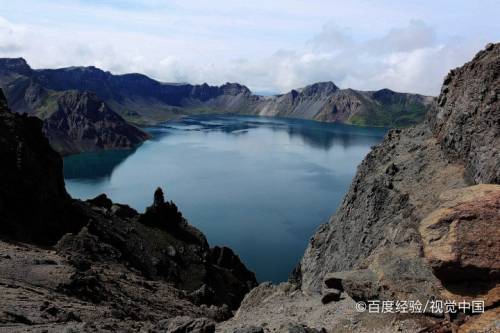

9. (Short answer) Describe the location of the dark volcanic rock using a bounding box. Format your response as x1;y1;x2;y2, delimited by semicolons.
0;88;257;330
42;90;149;154
0;57;32;76
0;89;85;244
139;187;186;232
55;189;257;309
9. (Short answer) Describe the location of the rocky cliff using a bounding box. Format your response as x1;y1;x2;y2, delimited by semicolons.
293;43;500;330
0;89;257;331
0;59;150;155
0;89;77;244
42;91;150;155
0;58;433;128
219;44;500;333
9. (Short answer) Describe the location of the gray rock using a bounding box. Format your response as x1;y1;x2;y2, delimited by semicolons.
42;90;150;155
324;270;377;301
428;43;500;183
233;326;264;333
298;43;500;306
286;324;326;333
161;316;215;333
320;288;341;304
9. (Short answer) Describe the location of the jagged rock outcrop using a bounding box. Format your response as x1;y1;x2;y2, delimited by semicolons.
294;43;500;331
42;90;150;154
0;58;433;128
0;89;83;244
428;43;500;183
0;89;256;331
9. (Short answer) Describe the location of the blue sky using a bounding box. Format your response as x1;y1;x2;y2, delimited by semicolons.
0;0;499;95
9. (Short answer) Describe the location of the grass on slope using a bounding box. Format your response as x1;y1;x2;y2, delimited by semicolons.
348;102;429;127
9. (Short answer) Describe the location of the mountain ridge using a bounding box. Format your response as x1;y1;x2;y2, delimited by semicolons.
42;90;150;155
0;58;434;128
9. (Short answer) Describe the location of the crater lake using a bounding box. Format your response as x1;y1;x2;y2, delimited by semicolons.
63;115;386;282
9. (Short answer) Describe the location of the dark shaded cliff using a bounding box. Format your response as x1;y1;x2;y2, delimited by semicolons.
0;89;79;244
0;58;433;128
0;89;256;331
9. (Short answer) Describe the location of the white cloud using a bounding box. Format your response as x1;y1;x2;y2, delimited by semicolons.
0;1;498;96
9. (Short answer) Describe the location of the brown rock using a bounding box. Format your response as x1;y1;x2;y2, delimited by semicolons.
420;184;500;306
457;307;500;333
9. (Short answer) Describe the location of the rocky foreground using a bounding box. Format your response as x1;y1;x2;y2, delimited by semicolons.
219;44;500;332
0;88;256;331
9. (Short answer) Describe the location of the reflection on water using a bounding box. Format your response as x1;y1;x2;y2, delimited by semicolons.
154;115;383;151
64;115;386;282
64;148;137;180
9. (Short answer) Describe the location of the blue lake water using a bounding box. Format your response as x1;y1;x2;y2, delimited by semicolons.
63;115;386;282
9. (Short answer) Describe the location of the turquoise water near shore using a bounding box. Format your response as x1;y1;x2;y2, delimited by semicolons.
64;115;386;282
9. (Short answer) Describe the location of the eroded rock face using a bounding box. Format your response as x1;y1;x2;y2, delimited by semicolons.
297;43;500;329
429;43;500;184
420;184;500;307
43;90;150;155
298;123;463;299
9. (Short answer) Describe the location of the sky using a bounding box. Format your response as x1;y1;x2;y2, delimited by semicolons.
0;0;499;95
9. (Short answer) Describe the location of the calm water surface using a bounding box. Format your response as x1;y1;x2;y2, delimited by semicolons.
64;115;386;282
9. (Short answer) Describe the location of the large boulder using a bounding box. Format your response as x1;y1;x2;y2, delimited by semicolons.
420;184;500;307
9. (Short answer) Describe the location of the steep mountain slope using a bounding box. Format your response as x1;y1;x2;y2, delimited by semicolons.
0;89;257;331
220;43;500;333
296;43;499;330
256;83;433;127
0;59;150;154
42;91;150;155
0;58;433;127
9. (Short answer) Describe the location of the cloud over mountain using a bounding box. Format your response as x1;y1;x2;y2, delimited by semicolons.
0;0;498;95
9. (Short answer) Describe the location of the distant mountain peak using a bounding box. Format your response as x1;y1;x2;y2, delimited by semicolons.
0;57;433;128
300;81;339;96
220;82;251;95
0;57;32;75
43;90;149;154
